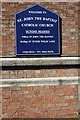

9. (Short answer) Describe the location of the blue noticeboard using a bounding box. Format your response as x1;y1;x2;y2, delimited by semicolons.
15;4;60;55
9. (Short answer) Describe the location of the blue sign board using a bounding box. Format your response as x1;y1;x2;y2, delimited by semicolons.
15;4;60;55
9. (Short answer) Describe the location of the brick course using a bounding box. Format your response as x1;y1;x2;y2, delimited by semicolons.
1;67;78;79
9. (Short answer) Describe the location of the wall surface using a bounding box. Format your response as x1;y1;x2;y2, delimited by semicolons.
1;2;79;56
1;1;80;119
2;85;78;118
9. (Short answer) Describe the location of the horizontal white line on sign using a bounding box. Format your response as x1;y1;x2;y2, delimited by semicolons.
0;76;79;87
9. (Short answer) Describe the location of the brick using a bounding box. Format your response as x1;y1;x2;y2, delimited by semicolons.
1;2;79;56
1;1;79;119
2;84;78;118
64;96;74;99
49;5;61;9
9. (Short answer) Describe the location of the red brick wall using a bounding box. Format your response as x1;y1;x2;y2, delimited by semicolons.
1;2;79;56
2;85;78;118
1;1;79;119
1;66;78;79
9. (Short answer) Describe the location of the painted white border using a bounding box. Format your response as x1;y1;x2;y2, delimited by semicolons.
15;4;60;55
15;13;17;56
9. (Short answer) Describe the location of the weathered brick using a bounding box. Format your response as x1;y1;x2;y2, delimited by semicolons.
2;85;78;118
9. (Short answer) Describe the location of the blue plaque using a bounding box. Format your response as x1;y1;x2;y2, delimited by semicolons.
15;4;60;55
